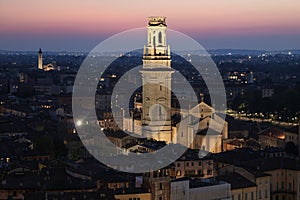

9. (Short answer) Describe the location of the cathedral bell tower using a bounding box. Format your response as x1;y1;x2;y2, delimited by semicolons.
38;48;43;70
141;16;173;143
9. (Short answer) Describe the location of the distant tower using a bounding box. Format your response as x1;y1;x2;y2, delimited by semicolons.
38;48;43;70
141;16;173;142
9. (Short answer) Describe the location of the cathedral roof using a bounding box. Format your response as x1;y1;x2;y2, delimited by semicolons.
196;128;220;136
259;127;285;139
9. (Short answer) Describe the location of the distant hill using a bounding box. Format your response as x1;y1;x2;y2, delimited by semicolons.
207;49;267;56
207;49;300;55
1;49;300;56
0;50;87;56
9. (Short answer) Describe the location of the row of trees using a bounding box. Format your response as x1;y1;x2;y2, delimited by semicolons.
231;84;300;122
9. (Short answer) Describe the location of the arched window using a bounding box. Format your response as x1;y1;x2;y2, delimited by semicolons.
158;32;162;44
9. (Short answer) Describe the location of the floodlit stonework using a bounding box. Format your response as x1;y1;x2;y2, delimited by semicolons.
122;17;228;152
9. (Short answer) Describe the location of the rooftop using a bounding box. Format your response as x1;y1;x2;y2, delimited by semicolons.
216;172;256;189
236;157;300;172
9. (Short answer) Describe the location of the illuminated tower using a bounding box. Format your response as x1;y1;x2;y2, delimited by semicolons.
141;16;173;142
38;48;43;70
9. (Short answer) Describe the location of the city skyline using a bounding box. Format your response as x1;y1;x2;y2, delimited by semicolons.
0;13;300;199
1;0;300;51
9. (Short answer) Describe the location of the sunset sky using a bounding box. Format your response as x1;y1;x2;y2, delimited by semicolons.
1;0;300;51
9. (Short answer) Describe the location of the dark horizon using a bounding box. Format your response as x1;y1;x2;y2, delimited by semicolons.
1;48;300;54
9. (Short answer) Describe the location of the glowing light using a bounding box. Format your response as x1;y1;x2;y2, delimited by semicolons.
76;120;82;126
278;135;286;140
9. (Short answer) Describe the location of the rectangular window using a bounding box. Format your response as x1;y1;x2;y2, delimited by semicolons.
264;189;268;198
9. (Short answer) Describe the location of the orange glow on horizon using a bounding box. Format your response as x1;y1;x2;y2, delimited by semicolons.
1;0;300;51
1;0;300;37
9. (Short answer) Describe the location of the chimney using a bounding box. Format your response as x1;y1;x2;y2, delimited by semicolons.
200;93;204;103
